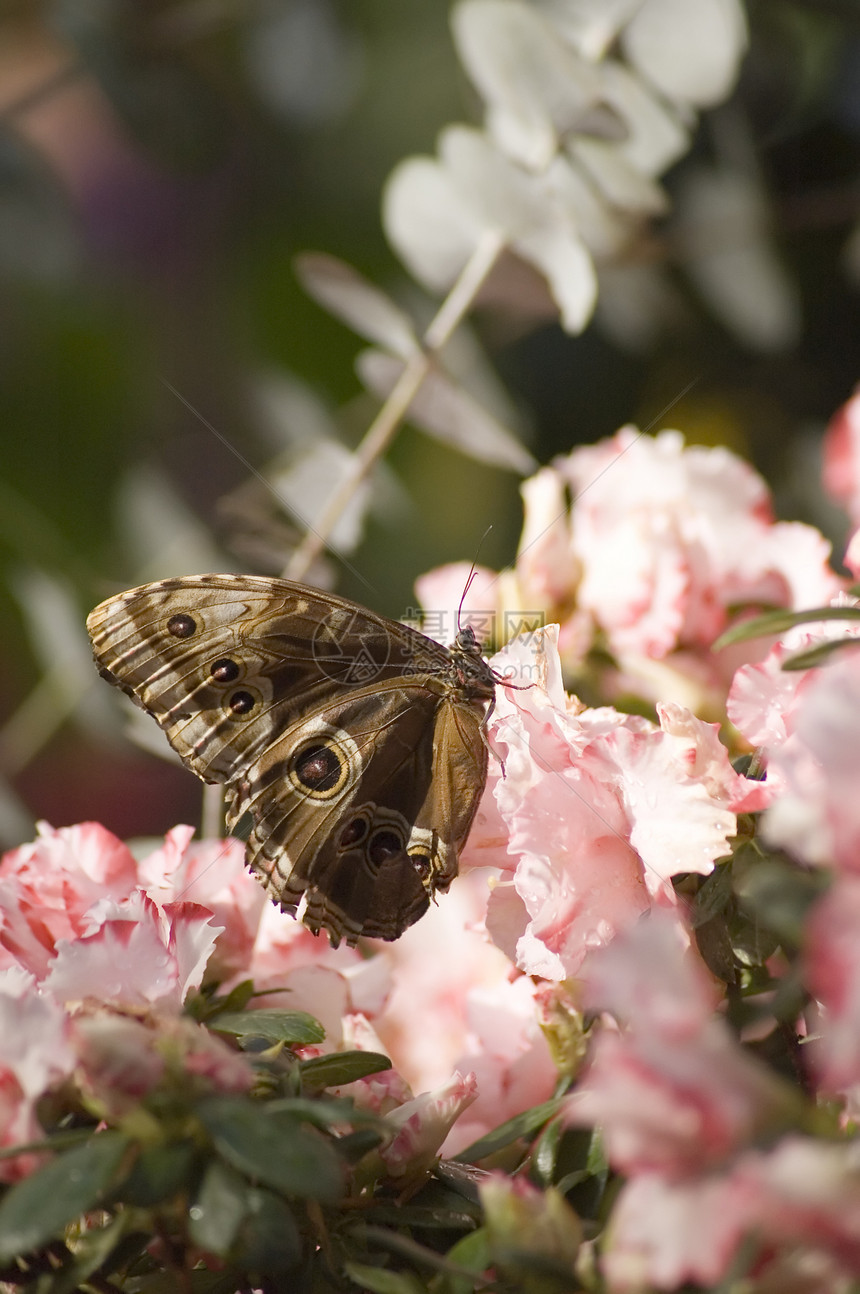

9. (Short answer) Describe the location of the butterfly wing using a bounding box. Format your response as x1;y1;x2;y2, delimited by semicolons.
87;574;489;944
86;574;449;786
237;678;487;944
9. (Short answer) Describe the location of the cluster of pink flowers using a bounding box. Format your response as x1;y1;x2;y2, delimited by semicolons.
7;403;860;1287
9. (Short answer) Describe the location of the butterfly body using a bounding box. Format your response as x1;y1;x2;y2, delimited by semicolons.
86;574;495;946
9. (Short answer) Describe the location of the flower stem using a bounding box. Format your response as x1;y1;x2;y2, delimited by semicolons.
284;228;506;583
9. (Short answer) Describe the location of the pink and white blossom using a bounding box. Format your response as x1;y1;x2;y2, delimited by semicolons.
43;891;221;1010
566;913;796;1179
379;1070;479;1178
465;628;760;978
804;874;860;1101
603;1137;860;1291
823;387;860;525
760;648;860;870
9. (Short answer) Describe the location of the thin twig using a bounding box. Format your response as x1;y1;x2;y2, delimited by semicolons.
285;228;507;583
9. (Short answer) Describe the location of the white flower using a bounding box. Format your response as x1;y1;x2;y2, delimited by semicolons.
383;125;597;333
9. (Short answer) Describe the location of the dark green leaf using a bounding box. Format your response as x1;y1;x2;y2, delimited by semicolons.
714;604;860;650
0;1131;130;1261
40;1213;129;1294
188;1161;248;1256
696;912;739;984
453;1097;566;1163
196;979;256;1021
532;1116;564;1186
265;1095;382;1127
299;1050;391;1087
343;1263;427;1294
782;637;860;671
733;858;829;946
236;1187;302;1272
334;1130;385;1163
363;1203;477;1230
434;1160;490;1205
197;1098;343;1201
693;860;734;926
438;1228;491;1294
119;1138;198;1206
209;1008;325;1045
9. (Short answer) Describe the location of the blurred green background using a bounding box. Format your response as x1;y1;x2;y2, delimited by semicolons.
2;0;860;846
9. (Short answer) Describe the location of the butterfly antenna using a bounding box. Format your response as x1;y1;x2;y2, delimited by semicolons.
457;526;493;633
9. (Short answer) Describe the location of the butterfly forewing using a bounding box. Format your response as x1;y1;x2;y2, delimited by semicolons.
87;573;494;946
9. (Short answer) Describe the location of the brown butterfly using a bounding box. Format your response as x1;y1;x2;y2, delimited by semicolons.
86;575;497;947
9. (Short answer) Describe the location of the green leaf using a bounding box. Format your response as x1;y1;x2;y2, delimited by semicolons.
434;1160;490;1205
208;1008;325;1045
265;1095;378;1126
438;1228;491;1294
119;1138;198;1207
781;637;860;671
299;1050;391;1087
733;857;829;946
693;860;734;926
0;1131;130;1261
363;1202;477;1231
713;604;860;650
337;1129;385;1162
198;978;256;1020
344;1263;427;1294
453;1097;566;1163
189;1161;248;1256
236;1187;302;1272
532;1116;564;1186
40;1213;130;1294
197;1097;343;1202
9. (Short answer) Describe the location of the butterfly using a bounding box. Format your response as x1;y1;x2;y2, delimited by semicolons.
86;574;497;947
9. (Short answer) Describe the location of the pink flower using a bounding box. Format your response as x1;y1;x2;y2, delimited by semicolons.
479;1174;581;1268
379;1071;478;1178
370;869;557;1154
804;874;860;1099
246;900;388;1049
420;428;839;712
566;913;798;1178
0;968;75;1181
43;891;221;1009
72;1007;254;1119
761;648;860;870
470;628;757;978
137;826;267;983
560;428;837;660
0;822;138;977
603;1138;860;1291
823;388;860;524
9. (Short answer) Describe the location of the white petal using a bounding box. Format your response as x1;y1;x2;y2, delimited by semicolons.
295;253;417;358
515;224;597;332
453;0;603;169
440;125;546;237
596;59;690;176
356;348;536;472
570;136;668;216
622;0;748;108
383;154;482;291
532;0;641;61
546;154;629;256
